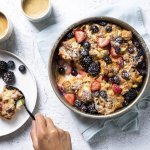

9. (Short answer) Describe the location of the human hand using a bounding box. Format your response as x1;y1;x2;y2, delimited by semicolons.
30;114;72;150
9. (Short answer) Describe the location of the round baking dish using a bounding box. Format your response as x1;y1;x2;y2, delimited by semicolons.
49;17;150;119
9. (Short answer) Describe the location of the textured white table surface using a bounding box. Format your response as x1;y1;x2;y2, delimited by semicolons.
0;0;150;150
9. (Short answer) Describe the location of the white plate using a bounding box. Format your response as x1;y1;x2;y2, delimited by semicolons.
0;49;37;137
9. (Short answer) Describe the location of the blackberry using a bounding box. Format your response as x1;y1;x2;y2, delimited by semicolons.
90;25;99;33
115;37;123;44
80;104;88;112
99;21;107;26
87;103;97;114
128;47;134;54
58;67;65;75
99;90;107;99
74;100;82;109
123;89;137;102
104;56;112;64
2;71;15;84
122;71;130;80
67;32;74;39
87;62;100;77
137;69;146;76
134;56;140;62
113;76;120;84
137;49;144;57
19;65;26;73
80;49;89;57
82;41;91;49
137;61;146;69
71;69;78;76
0;61;8;75
80;56;93;68
92;91;100;97
123;100;129;106
105;25;112;33
7;60;15;69
115;47;121;54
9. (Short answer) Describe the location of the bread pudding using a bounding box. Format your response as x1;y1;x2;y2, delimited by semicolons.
55;21;146;115
0;85;24;119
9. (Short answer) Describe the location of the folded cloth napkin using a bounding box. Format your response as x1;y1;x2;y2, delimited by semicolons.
36;0;150;144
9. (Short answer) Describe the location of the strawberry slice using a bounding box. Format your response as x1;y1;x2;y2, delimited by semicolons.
112;84;122;94
74;30;86;43
118;56;124;69
64;93;75;106
79;70;87;77
97;38;110;48
110;47;119;58
91;81;101;91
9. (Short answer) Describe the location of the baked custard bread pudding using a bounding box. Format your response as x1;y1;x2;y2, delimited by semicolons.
55;21;146;115
0;85;25;120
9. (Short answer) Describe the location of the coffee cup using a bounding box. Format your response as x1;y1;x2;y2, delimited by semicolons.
21;0;52;22
0;11;13;42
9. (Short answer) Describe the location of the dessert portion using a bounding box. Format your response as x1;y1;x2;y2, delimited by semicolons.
55;21;146;115
0;58;27;120
0;85;25;120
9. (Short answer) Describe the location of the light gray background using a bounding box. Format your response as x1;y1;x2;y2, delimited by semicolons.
0;0;150;150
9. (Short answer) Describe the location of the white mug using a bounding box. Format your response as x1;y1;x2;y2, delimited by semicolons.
21;0;52;22
0;11;13;42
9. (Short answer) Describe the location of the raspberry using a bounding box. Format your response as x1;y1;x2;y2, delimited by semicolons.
112;84;122;94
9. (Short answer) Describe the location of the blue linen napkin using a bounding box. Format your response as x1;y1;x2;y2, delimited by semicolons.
36;0;150;143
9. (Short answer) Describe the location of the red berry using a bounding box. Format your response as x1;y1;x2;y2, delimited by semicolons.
110;47;119;58
64;93;75;106
91;81;101;91
74;30;86;43
97;38;110;48
112;84;122;94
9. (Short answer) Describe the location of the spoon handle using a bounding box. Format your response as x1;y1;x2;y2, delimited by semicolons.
24;104;35;120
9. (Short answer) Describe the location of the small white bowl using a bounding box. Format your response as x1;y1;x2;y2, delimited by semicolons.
0;11;13;42
21;0;52;22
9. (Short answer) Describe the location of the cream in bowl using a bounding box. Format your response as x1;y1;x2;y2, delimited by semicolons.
0;12;13;42
21;0;52;22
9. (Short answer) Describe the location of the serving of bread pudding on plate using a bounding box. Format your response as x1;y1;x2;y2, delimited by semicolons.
0;85;24;120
